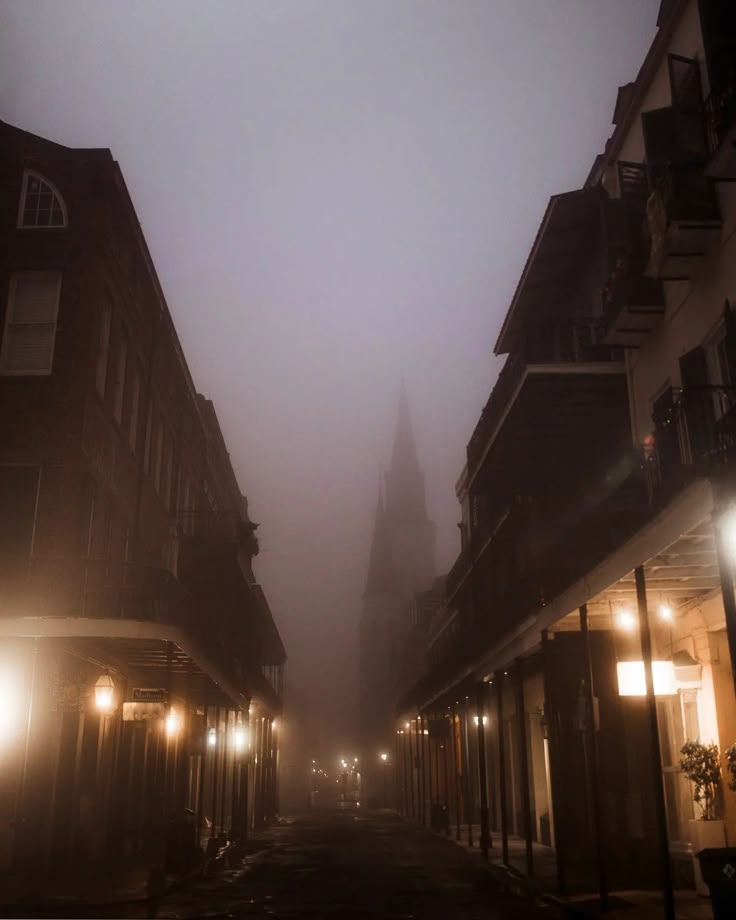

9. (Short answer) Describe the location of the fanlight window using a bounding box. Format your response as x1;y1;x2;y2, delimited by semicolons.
18;171;67;228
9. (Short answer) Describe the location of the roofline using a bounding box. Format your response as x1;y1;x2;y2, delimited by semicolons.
584;0;689;187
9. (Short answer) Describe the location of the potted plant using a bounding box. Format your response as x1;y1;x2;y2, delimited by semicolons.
726;743;736;792
680;741;727;895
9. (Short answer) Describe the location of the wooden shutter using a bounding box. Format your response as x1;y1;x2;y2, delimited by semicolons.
679;345;712;463
0;272;61;375
668;54;702;114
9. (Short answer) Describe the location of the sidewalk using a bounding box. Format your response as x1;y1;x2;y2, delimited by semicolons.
432;822;713;920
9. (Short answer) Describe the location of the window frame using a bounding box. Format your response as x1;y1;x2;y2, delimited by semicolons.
16;170;68;230
0;271;63;377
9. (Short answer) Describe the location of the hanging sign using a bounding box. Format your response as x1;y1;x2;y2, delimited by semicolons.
131;687;167;703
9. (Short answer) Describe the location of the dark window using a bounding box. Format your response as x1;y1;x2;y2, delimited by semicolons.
0;465;40;555
18;171;67;228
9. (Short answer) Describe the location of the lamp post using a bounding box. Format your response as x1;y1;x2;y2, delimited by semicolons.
379;752;388;807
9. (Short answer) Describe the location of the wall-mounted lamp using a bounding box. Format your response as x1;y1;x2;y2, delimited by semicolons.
95;674;115;713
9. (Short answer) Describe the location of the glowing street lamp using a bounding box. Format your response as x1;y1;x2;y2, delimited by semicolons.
380;752;388;762
0;669;21;742
166;708;182;737
616;609;637;632
233;726;248;751
94;674;115;713
208;726;217;747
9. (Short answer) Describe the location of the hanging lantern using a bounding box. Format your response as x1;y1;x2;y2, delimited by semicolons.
94;674;115;712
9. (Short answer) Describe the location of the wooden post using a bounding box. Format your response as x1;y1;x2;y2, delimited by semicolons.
579;604;608;910
515;660;534;877
408;720;416;818
541;630;567;895
713;515;736;698
463;701;474;847
197;704;208;848
476;681;490;860
210;706;220;838
634;566;675;920
496;672;509;865
442;722;451;837
419;713;427;825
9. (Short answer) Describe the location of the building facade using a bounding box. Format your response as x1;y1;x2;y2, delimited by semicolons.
394;0;736;913
0;121;285;894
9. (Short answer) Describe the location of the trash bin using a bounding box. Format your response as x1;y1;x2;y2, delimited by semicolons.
697;848;736;919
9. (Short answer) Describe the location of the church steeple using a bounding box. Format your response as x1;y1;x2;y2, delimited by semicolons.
364;476;396;596
384;383;429;529
390;380;420;475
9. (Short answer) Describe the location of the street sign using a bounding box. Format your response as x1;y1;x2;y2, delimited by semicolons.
131;687;167;703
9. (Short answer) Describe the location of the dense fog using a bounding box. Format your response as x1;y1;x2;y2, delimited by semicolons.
0;0;660;800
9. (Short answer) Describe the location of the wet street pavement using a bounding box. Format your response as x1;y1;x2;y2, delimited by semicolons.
152;809;558;919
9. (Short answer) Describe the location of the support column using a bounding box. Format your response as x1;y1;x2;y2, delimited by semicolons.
579;604;607;909
442;721;451;837
541;630;567;895
634;566;675;920
714;513;736;697
451;706;461;841
476;681;490;860
408;720;416;818
515;660;533;877
462;701;474;847
496;672;509;865
210;706;220;839
419;713;427;825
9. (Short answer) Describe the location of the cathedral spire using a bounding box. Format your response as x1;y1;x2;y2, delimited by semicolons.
364;474;396;596
390;379;420;475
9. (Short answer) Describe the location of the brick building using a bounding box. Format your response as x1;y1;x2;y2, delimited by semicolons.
0;120;285;892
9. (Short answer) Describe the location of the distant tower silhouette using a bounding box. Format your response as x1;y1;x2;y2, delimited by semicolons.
358;385;435;804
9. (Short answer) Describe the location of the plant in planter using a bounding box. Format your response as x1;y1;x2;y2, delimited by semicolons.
726;743;736;792
680;740;722;820
680;740;727;896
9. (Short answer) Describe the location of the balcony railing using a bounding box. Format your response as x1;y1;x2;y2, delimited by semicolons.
0;554;273;697
404;458;649;709
0;555;185;622
703;84;736;179
644;385;736;504
466;325;616;476
646;163;720;279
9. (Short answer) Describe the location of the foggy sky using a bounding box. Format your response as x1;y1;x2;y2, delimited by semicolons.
1;0;659;770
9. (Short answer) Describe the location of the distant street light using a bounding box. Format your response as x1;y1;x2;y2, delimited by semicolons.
379;752;389;806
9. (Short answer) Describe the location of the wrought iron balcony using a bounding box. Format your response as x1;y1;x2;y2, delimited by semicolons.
644;385;736;505
645;163;721;280
466;328;624;489
703;83;736;179
597;198;665;347
0;555;186;622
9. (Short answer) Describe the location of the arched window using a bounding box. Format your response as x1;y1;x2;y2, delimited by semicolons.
17;170;67;228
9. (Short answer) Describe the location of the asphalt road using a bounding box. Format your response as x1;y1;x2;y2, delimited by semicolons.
152;808;558;920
